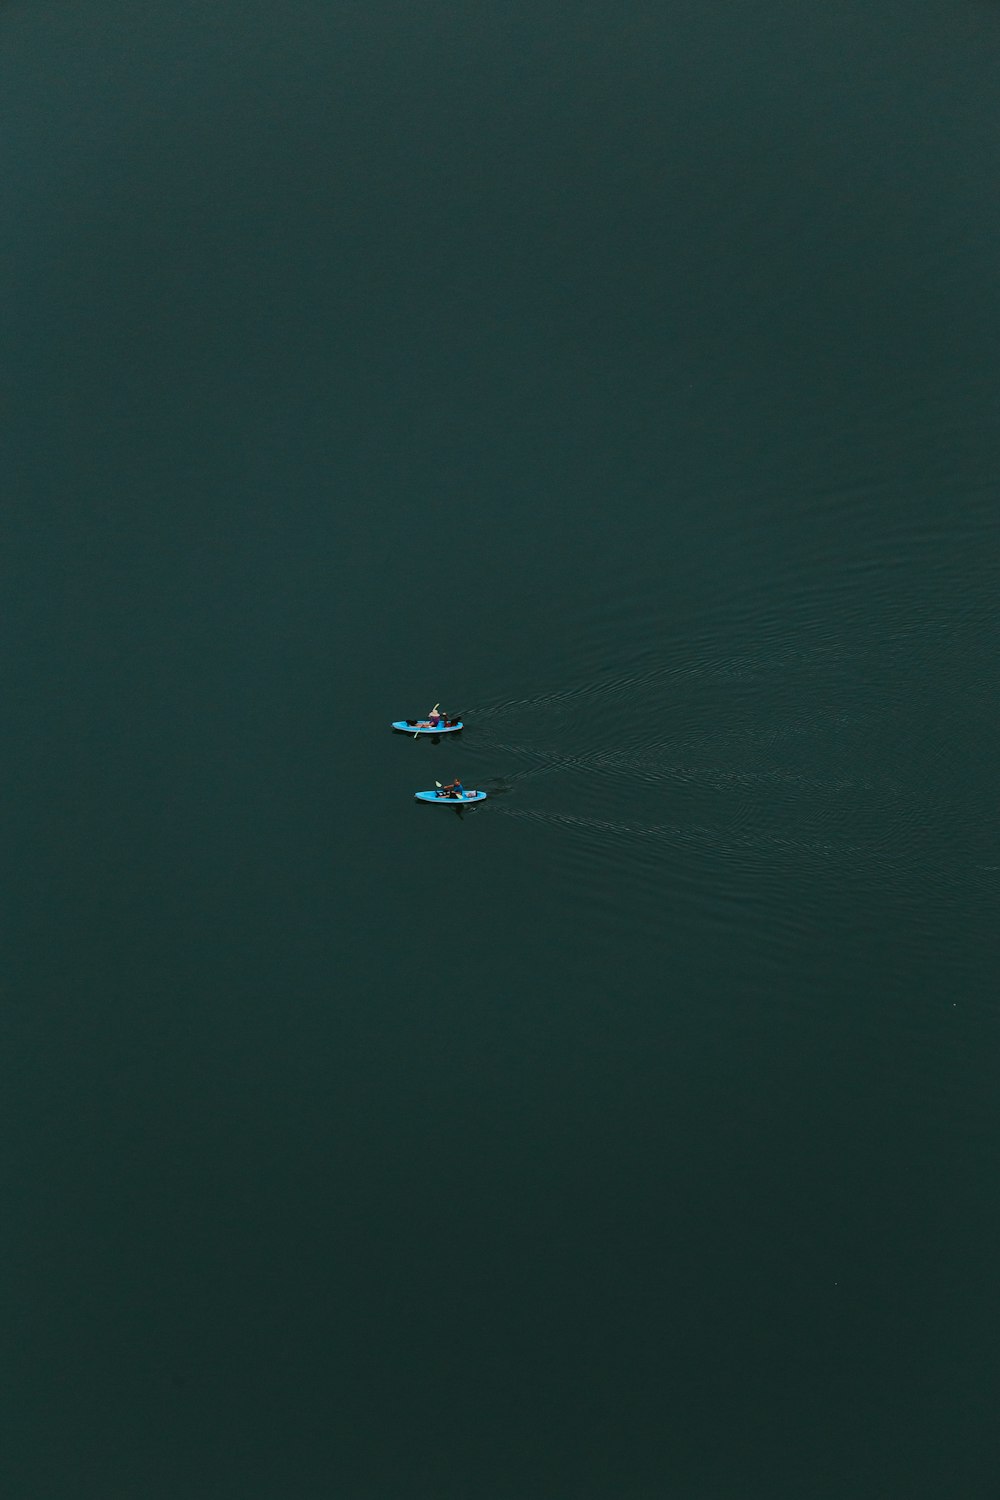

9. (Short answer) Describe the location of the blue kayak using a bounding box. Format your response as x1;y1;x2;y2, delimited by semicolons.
392;719;464;735
415;789;486;804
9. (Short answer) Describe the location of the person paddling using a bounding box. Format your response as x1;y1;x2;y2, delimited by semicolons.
440;778;465;799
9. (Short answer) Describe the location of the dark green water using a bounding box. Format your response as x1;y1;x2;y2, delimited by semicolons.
5;2;1000;1494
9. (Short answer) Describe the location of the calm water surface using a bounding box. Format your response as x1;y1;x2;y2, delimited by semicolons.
4;2;1000;1495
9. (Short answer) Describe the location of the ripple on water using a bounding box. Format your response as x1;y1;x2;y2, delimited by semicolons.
466;592;996;965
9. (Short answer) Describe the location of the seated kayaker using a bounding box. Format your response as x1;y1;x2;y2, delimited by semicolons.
440;779;465;798
427;705;444;727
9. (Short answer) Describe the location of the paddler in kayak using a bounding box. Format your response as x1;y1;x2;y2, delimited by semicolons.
440;778;465;799
412;704;445;729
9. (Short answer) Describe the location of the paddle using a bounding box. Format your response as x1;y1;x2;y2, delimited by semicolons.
415;703;440;739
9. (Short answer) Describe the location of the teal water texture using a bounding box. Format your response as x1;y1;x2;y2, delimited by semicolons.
4;2;1000;1495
